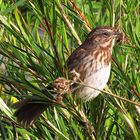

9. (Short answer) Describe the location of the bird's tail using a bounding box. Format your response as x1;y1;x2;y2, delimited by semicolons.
13;99;47;127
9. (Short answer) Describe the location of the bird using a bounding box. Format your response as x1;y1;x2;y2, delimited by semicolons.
13;26;123;127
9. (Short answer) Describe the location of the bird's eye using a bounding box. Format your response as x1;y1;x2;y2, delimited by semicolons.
103;32;109;36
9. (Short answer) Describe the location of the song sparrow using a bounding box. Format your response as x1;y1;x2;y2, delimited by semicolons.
14;26;124;127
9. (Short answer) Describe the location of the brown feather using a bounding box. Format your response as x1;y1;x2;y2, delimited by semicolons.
14;99;47;127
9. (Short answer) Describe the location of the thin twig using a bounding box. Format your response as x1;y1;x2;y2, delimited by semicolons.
68;0;91;31
56;1;82;45
51;77;140;107
74;81;140;107
43;18;63;73
132;85;140;100
73;103;96;140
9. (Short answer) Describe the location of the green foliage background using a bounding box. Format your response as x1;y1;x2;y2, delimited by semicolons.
0;0;140;139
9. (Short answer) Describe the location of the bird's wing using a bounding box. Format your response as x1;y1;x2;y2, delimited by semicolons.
67;45;98;81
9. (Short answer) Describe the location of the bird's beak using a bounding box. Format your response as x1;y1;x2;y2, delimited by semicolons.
114;30;128;43
114;31;123;39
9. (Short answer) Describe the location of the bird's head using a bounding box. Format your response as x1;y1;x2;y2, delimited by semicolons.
84;26;123;50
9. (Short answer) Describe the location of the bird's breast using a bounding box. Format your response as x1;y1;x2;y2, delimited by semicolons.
75;64;111;101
